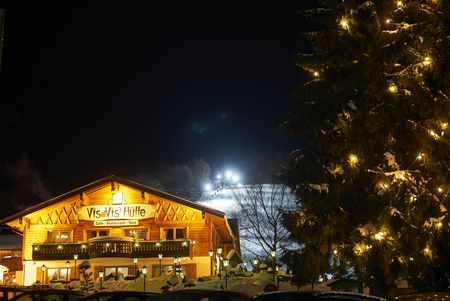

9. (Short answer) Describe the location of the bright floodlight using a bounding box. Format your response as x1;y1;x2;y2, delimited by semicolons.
225;170;233;178
216;174;222;180
232;174;240;183
204;183;212;191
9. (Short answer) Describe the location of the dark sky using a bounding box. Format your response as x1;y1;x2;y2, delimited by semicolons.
0;1;314;214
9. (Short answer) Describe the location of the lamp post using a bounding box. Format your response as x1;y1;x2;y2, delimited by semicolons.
252;258;259;272
133;258;138;282
73;254;78;280
217;247;223;279
173;257;178;275
99;271;104;291
41;264;46;287
177;257;182;277
208;250;214;276
158;254;163;276
142;265;147;292
270;249;276;283
223;259;229;290
65;260;70;290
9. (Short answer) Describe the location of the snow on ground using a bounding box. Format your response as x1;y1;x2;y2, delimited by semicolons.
53;271;333;296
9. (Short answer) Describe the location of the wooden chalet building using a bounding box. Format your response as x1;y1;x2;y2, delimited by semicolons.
0;175;240;285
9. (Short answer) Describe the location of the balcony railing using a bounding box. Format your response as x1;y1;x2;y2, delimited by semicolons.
32;239;190;261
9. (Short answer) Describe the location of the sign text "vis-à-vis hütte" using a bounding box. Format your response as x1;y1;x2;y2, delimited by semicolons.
78;204;155;221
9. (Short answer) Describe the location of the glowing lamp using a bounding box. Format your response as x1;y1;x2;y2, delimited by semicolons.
388;84;398;93
204;183;212;191
339;18;349;30
223;259;229;267
348;154;359;166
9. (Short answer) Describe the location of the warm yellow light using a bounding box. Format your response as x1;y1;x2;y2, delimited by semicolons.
437;187;443;193
435;221;443;229
378;182;389;189
386;19;391;24
423;247;431;255
416;153;425;160
348;154;359;166
313;71;319;77
333;249;338;255
388;84;398;93
374;230;386;241
339;18;350;30
354;243;371;256
441;122;448;130
429;129;440;139
398;172;406;181
397;1;403;7
423;56;431;66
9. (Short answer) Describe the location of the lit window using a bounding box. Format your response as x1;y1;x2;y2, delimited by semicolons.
124;229;147;240
48;231;71;243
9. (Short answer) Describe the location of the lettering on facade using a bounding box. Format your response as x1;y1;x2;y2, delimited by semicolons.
93;220;139;227
78;204;155;221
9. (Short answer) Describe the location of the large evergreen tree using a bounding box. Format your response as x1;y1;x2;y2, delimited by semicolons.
282;0;450;295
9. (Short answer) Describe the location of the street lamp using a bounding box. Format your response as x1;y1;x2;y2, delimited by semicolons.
223;259;229;290
99;271;104;291
217;247;223;279
158;254;163;276
73;254;78;279
142;265;147;292
252;258;259;272
208;250;214;276
173;257;178;275
270;249;276;282
133;258;138;282
177;257;182;277
65;260;70;290
41;264;46;287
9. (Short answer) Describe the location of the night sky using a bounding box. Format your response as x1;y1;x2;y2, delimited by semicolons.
0;1;314;214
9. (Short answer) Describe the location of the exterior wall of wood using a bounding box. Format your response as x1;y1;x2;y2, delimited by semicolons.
5;178;239;285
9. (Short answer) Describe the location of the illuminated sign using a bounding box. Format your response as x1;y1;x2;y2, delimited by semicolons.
93;220;139;227
78;204;155;221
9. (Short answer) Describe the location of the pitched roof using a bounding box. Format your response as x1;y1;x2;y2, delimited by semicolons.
0;175;226;224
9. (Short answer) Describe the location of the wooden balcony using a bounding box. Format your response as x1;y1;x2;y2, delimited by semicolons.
32;238;190;261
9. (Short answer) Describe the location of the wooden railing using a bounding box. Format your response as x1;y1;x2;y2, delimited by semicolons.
32;239;190;260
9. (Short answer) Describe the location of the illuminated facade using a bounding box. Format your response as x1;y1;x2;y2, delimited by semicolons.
0;175;239;285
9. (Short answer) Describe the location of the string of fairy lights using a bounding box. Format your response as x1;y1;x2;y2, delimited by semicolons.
303;0;448;266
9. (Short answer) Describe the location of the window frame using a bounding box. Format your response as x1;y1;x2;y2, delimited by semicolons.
47;230;73;243
161;227;187;240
